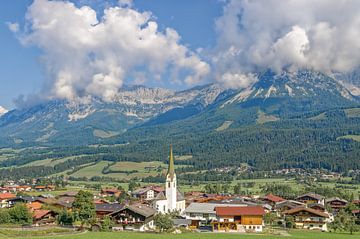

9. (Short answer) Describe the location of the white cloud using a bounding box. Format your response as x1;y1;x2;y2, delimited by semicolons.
6;22;19;33
214;0;360;88
17;0;209;102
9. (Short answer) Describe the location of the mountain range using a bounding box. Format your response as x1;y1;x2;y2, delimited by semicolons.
0;69;359;173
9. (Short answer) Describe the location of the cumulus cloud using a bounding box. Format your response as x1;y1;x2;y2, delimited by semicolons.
214;0;360;88
16;0;209;102
6;22;19;33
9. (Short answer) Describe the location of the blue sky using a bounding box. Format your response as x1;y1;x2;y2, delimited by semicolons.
0;0;223;109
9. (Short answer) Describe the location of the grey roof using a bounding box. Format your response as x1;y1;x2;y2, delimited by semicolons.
132;187;153;195
177;189;185;202
296;192;324;200
184;203;248;214
95;203;124;212
11;196;40;203
172;219;191;226
153;192;166;201
275;200;305;210
127;204;157;218
325;197;348;204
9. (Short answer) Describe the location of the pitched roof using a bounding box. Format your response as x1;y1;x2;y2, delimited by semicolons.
325;197;348;204
33;210;51;220
296;192;324;201
27;202;43;210
215;206;265;216
263;194;286;203
0;193;16;200
95;203;124;212
128;204;157;218
177;189;185;202
184;203;248;214
308;203;325;209
153;191;166;201
283;207;329;218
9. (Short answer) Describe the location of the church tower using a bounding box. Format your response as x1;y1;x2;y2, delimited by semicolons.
165;145;177;212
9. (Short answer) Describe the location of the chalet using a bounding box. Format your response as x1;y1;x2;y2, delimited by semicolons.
0;193;16;208
260;194;286;207
95;203;123;218
212;206;265;232
8;196;41;205
53;197;74;209
34;186;46;191
16;186;32;192
33;210;57;225
101;188;121;198
325;197;348;212
283;207;330;231
296;193;325;205
27;201;43;211
109;204;156;231
308;203;326;212
132;187;155;201
132;186;164;201
184;202;252;228
275;200;306;213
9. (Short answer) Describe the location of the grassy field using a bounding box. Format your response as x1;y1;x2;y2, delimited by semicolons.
0;230;358;239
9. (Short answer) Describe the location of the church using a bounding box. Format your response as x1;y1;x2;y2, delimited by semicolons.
152;145;186;213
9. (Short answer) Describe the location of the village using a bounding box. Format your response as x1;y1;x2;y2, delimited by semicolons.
0;146;359;235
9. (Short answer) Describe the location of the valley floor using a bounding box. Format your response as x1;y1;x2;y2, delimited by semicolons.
0;230;359;239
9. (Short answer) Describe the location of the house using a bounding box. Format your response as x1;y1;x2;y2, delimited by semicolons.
296;193;325;205
283;207;330;231
101;188;121;198
16;186;32;192
260;194;286;207
212;206;265;232
34;186;46;191
325;197;348;212
0;193;16;208
184;202;248;228
27;201;44;211
275;200;306;213
33;210;57;225
132;186;164;201
53;197;74;209
95;203;124;218
109;204;156;231
132;187;155;201
308;203;326;212
8;196;42;205
152;145;186;213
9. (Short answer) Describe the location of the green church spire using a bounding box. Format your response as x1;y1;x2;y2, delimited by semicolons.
167;144;175;180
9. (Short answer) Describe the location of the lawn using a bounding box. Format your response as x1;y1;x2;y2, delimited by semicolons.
0;230;358;239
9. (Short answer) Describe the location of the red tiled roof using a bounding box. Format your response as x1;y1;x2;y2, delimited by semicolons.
0;193;16;200
27;202;43;210
215;206;265;216
33;210;51;219
264;194;286;203
352;210;360;214
283;207;329;218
